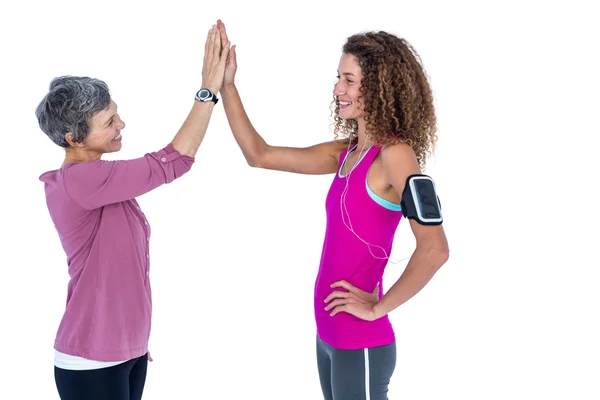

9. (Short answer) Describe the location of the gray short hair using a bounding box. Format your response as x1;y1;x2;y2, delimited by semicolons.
35;76;111;148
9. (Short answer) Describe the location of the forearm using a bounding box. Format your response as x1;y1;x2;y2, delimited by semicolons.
374;245;449;318
170;100;215;158
220;84;268;166
63;145;194;209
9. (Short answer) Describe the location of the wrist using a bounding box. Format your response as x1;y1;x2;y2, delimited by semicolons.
195;87;219;105
372;301;387;320
220;83;237;95
200;83;220;94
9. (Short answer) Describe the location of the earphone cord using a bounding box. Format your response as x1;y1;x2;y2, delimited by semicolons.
339;138;408;265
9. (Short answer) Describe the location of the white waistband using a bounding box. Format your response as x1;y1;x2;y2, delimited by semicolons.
54;350;129;371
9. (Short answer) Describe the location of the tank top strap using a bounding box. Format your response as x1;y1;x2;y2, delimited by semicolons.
338;143;357;167
362;145;381;166
353;145;381;176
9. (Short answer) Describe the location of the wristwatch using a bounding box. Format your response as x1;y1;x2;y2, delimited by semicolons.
195;88;219;104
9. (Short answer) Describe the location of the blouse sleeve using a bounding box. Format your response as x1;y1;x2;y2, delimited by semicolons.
62;144;194;210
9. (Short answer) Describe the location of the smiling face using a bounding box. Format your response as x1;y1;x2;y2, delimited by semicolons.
65;100;126;158
333;53;364;120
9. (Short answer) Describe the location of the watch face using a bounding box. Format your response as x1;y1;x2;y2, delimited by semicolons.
196;88;217;103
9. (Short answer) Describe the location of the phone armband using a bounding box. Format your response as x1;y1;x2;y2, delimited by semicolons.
400;174;443;226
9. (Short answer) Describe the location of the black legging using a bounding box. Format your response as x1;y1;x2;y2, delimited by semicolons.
316;336;396;400
54;353;148;400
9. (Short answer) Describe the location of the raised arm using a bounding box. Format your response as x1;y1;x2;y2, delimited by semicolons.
217;20;345;175
63;26;230;210
171;26;230;157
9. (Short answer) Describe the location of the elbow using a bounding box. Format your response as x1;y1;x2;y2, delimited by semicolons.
432;239;450;269
419;240;449;271
426;231;449;269
244;145;268;168
246;154;263;168
436;246;450;268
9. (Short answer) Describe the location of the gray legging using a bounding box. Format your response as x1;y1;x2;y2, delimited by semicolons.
316;336;396;400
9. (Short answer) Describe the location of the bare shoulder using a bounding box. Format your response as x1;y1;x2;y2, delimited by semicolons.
379;143;422;192
380;142;419;169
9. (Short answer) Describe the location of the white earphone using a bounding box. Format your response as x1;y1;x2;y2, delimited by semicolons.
339;137;406;264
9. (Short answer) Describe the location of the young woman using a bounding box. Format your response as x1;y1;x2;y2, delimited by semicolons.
218;20;449;400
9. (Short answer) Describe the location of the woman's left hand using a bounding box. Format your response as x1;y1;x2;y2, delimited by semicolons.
324;280;381;321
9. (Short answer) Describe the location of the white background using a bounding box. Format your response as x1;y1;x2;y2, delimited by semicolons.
0;0;598;399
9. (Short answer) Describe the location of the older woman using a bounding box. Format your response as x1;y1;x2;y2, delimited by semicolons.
36;26;230;400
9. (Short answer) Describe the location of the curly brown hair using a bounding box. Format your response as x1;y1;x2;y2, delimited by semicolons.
332;31;437;169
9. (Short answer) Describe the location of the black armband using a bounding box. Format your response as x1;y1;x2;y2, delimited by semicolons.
400;174;443;225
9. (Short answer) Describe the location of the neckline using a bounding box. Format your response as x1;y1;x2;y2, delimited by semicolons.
338;144;373;178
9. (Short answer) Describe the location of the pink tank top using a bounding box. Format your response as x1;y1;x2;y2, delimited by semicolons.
314;144;403;349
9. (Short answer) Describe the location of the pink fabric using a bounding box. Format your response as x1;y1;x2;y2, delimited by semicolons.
39;144;194;361
314;145;403;349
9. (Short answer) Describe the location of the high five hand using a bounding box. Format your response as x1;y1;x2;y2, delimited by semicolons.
202;23;231;93
216;19;237;87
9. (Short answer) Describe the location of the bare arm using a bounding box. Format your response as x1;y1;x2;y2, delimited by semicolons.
324;143;449;320
373;143;450;317
170;26;230;158
61;26;231;209
220;85;344;174
218;20;344;174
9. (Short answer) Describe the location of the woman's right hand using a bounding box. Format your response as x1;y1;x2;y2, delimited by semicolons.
217;19;237;88
201;24;230;94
